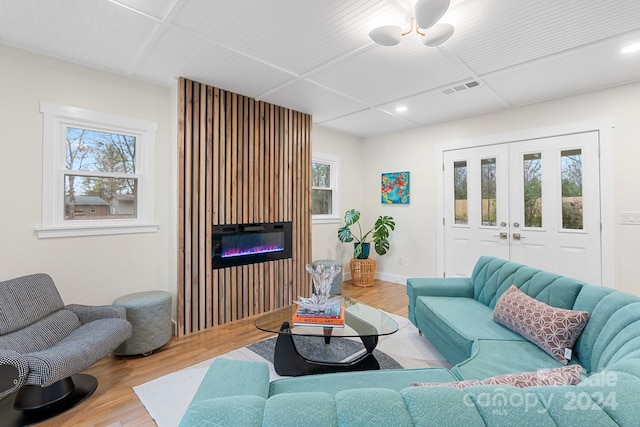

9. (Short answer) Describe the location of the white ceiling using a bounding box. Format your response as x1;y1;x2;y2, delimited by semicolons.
2;0;640;138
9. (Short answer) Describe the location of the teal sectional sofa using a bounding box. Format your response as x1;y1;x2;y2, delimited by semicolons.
180;256;640;426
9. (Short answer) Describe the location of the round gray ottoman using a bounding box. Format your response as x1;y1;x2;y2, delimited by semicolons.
312;259;343;295
113;290;172;356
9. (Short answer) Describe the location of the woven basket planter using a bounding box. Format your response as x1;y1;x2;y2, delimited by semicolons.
350;258;376;287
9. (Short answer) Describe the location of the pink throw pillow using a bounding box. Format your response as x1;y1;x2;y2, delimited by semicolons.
492;285;589;364
412;364;584;388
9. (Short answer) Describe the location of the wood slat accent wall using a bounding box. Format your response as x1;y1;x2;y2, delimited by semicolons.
178;77;312;336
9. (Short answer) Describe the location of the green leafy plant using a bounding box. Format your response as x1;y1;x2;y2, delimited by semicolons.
337;209;396;258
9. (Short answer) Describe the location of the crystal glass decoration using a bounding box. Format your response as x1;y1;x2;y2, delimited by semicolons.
296;263;342;312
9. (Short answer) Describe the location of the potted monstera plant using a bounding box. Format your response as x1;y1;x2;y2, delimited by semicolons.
337;209;396;259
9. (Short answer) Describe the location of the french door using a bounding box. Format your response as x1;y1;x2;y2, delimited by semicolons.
443;131;602;284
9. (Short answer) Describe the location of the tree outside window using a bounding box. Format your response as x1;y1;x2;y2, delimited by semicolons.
65;127;137;220
561;149;583;230
311;153;340;221
38;102;157;238
523;153;542;228
312;162;332;215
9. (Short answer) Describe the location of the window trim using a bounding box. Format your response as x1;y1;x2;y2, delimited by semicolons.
312;152;341;224
36;102;158;238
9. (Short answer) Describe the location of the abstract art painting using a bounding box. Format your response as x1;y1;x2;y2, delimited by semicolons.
381;171;410;204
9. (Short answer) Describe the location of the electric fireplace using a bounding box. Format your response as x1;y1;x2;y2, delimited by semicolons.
212;222;292;269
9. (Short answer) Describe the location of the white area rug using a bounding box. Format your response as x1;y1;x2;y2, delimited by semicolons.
133;313;448;427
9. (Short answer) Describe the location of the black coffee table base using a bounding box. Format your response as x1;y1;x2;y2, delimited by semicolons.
273;322;380;376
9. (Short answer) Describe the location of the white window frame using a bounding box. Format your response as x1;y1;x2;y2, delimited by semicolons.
312;152;341;224
37;102;158;238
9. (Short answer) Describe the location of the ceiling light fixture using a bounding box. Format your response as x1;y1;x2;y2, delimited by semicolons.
369;0;454;48
621;42;640;54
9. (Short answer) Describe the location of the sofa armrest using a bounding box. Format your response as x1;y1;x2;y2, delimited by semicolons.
407;277;474;298
0;350;28;399
66;304;127;324
406;277;473;325
180;359;270;426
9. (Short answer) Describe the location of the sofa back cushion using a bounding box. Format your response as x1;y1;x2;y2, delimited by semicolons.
573;285;640;375
0;273;65;335
471;257;584;310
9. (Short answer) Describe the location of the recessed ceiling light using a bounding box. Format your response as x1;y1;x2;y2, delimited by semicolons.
621;42;640;54
395;106;408;113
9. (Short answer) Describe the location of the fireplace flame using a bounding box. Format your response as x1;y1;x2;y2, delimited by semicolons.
222;244;284;258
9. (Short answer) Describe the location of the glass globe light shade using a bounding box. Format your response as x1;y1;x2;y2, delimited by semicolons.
369;26;402;46
415;0;451;29
422;23;454;47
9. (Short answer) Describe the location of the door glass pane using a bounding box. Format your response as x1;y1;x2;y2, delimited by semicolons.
523;153;542;228
561;149;583;230
454;161;468;224
481;158;497;226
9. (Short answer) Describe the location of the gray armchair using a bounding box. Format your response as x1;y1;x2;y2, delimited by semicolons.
0;273;132;426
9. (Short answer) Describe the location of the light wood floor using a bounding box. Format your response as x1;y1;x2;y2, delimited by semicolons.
40;280;409;426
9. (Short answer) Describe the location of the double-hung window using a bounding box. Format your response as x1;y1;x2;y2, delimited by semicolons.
37;102;158;238
311;152;340;223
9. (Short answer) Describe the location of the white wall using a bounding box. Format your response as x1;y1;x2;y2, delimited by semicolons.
361;82;640;296
0;44;175;305
3;42;639;310
311;127;363;275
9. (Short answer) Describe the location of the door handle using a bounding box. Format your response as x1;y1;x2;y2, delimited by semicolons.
493;232;508;240
512;233;525;240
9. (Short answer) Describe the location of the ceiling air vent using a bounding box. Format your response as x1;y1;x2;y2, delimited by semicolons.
441;80;480;95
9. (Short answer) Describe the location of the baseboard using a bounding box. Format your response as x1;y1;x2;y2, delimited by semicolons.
343;271;407;285
171;319;177;336
375;272;407;285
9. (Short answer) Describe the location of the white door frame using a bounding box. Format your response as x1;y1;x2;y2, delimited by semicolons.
435;117;615;287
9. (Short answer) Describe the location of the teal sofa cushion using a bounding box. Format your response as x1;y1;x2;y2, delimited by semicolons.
533;383;620;426
179;395;265;427
335;388;414;427
572;371;640;426
270;367;457;395
263;392;338;427
401;386;485;426
453;340;575;380
414;296;524;365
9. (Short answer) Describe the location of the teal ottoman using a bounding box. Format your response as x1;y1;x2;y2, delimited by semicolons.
113;290;172;356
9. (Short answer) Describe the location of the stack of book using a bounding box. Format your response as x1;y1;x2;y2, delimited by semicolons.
292;301;345;327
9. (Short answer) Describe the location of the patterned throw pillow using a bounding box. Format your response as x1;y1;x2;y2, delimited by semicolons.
411;364;584;388
492;285;590;364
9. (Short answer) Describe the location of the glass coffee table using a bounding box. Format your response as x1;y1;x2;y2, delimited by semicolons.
254;296;398;376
